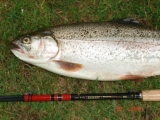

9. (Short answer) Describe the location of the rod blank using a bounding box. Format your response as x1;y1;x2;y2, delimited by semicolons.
0;91;141;102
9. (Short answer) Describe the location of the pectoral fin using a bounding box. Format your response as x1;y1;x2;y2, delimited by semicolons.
54;60;83;72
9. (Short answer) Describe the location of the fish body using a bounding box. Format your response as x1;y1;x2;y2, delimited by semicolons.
11;21;160;81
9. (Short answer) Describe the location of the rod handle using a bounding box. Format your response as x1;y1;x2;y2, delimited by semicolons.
142;90;160;101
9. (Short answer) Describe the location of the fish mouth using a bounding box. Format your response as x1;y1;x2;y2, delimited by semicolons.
11;42;24;53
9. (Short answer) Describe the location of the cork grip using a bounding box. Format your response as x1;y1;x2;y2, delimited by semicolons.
142;90;160;101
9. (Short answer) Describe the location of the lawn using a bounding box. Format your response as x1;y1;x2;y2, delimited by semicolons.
0;0;160;119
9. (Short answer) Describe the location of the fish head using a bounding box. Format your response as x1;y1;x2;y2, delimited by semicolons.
11;30;59;64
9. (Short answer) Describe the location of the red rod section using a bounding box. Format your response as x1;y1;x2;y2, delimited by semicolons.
24;94;71;102
62;94;71;101
24;95;51;102
54;94;58;101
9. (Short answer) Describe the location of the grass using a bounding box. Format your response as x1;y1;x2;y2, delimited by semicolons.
0;0;160;119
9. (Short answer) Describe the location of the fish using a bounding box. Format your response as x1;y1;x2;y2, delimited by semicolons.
11;18;160;81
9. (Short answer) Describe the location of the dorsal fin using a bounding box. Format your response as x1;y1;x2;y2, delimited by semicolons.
111;18;143;26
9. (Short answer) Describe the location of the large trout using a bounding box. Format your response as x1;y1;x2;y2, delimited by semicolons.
11;19;160;81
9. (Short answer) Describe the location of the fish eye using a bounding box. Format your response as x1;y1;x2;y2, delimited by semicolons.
22;37;31;44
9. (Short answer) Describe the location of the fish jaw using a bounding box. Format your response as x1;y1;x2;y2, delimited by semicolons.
11;49;34;63
12;41;25;53
11;41;30;62
11;49;50;64
11;41;40;64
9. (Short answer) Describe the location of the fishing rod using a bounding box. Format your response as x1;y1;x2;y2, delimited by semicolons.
0;90;160;102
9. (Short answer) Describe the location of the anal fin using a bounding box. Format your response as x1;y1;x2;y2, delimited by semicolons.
121;75;145;82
